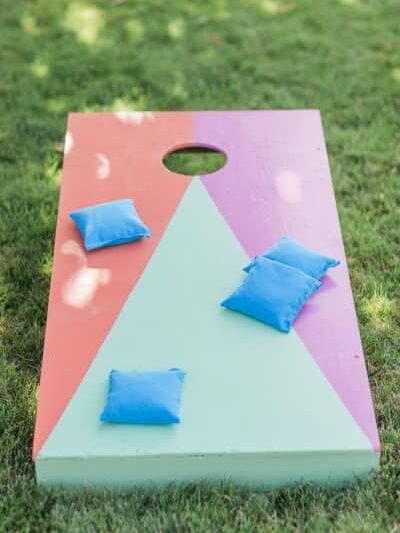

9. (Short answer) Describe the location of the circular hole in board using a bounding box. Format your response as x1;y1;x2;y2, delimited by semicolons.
162;144;227;176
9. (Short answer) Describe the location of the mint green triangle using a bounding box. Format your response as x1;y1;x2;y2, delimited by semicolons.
39;179;372;467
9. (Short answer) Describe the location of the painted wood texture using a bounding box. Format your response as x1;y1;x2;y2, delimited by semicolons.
197;111;380;452
34;111;379;489
33;112;192;458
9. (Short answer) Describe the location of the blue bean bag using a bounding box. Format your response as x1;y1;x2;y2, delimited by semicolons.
70;199;150;251
244;236;340;279
100;368;186;424
222;257;321;333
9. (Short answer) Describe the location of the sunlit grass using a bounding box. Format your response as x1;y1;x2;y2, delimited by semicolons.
45;156;62;185
111;96;148;112
338;0;359;5
167;18;185;40
362;289;395;332
46;97;68;114
391;67;400;81
251;0;296;14
20;13;39;35
30;59;49;79
40;254;53;278
65;3;104;45
125;19;145;41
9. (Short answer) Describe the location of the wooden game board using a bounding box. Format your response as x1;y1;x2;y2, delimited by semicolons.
34;111;380;489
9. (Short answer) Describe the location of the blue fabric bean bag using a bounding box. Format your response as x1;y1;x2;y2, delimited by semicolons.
100;368;186;424
244;236;340;279
222;257;321;333
70;199;150;251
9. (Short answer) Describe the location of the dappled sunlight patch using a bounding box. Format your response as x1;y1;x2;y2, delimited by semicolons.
30;59;49;79
362;289;395;332
337;0;359;5
25;381;40;423
53;169;62;185
47;97;68;114
61;239;111;309
63;267;111;309
40;254;53;278
114;111;154;125
64;131;74;155
111;96;148;113
274;169;302;204
20;13;39;34
125;19;145;41
172;79;188;100
62;239;86;265
45;157;62;185
65;3;105;45
96;153;110;179
251;0;296;14
391;67;400;82
168;18;185;40
263;0;280;13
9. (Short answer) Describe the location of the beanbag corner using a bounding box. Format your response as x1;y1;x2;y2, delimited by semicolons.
244;235;340;279
222;256;321;333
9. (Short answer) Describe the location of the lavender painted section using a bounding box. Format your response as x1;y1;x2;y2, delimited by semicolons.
195;110;379;452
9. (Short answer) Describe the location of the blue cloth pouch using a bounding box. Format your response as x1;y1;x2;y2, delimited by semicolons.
100;368;186;424
243;236;340;279
222;257;321;333
70;199;150;251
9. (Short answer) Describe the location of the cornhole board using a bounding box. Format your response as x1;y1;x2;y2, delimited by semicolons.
34;110;380;489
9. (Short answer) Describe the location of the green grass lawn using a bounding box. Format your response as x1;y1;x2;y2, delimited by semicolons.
1;0;399;530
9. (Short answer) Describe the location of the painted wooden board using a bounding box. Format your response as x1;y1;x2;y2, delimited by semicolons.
34;111;380;489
